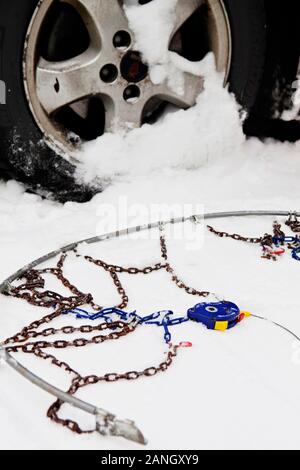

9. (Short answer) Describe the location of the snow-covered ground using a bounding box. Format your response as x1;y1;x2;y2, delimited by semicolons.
1;0;300;451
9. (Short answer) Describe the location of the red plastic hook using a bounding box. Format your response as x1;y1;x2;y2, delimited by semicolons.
264;246;285;256
238;313;245;323
179;341;193;348
272;248;285;256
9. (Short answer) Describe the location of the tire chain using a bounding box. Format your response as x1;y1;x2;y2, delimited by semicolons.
3;230;207;435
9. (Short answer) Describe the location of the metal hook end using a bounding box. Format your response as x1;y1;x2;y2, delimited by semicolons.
96;410;147;445
158;222;166;233
0;346;7;365
192;215;203;225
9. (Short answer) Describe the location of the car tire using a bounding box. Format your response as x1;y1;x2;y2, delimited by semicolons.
0;0;267;202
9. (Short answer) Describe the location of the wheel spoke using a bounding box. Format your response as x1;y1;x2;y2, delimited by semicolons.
154;72;204;109
103;89;145;133
171;0;204;39
64;0;129;48
29;0;211;144
36;50;100;114
103;70;203;133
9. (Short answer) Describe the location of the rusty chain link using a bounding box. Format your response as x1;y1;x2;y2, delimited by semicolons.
207;225;263;244
159;229;210;297
46;343;179;435
286;213;300;233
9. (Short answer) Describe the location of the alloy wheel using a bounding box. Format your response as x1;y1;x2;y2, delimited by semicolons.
23;0;231;155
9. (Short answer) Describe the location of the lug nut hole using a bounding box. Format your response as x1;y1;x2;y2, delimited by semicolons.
113;30;131;50
100;64;118;83
123;85;141;103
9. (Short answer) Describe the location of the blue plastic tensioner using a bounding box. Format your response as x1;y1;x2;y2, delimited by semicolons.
187;301;241;331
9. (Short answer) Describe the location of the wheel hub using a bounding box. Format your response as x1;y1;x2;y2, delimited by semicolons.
23;0;231;155
120;51;149;84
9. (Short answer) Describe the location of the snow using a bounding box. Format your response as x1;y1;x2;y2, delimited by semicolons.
77;55;240;183
124;0;184;90
124;0;178;70
1;2;300;451
283;67;300;121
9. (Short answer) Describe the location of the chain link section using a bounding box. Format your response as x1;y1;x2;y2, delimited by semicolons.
159;231;210;297
207;225;262;244
286;213;300;233
207;215;300;262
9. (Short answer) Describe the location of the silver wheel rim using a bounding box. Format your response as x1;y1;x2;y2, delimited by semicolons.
23;0;232;156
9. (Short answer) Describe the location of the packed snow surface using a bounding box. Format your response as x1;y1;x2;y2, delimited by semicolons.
1;0;300;451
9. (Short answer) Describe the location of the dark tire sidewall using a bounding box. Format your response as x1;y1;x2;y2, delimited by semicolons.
224;0;266;110
0;1;40;133
0;0;96;201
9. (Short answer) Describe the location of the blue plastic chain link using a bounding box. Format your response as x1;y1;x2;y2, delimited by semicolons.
144;310;189;343
63;307;189;343
273;236;300;244
63;301;244;343
292;247;300;261
273;236;300;261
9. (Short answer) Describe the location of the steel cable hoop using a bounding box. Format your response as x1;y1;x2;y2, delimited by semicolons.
0;350;97;416
0;209;299;444
251;314;300;342
1;210;299;292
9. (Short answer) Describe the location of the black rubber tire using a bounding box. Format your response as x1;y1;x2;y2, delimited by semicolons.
223;0;266;110
0;0;98;202
243;0;300;142
0;0;267;201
